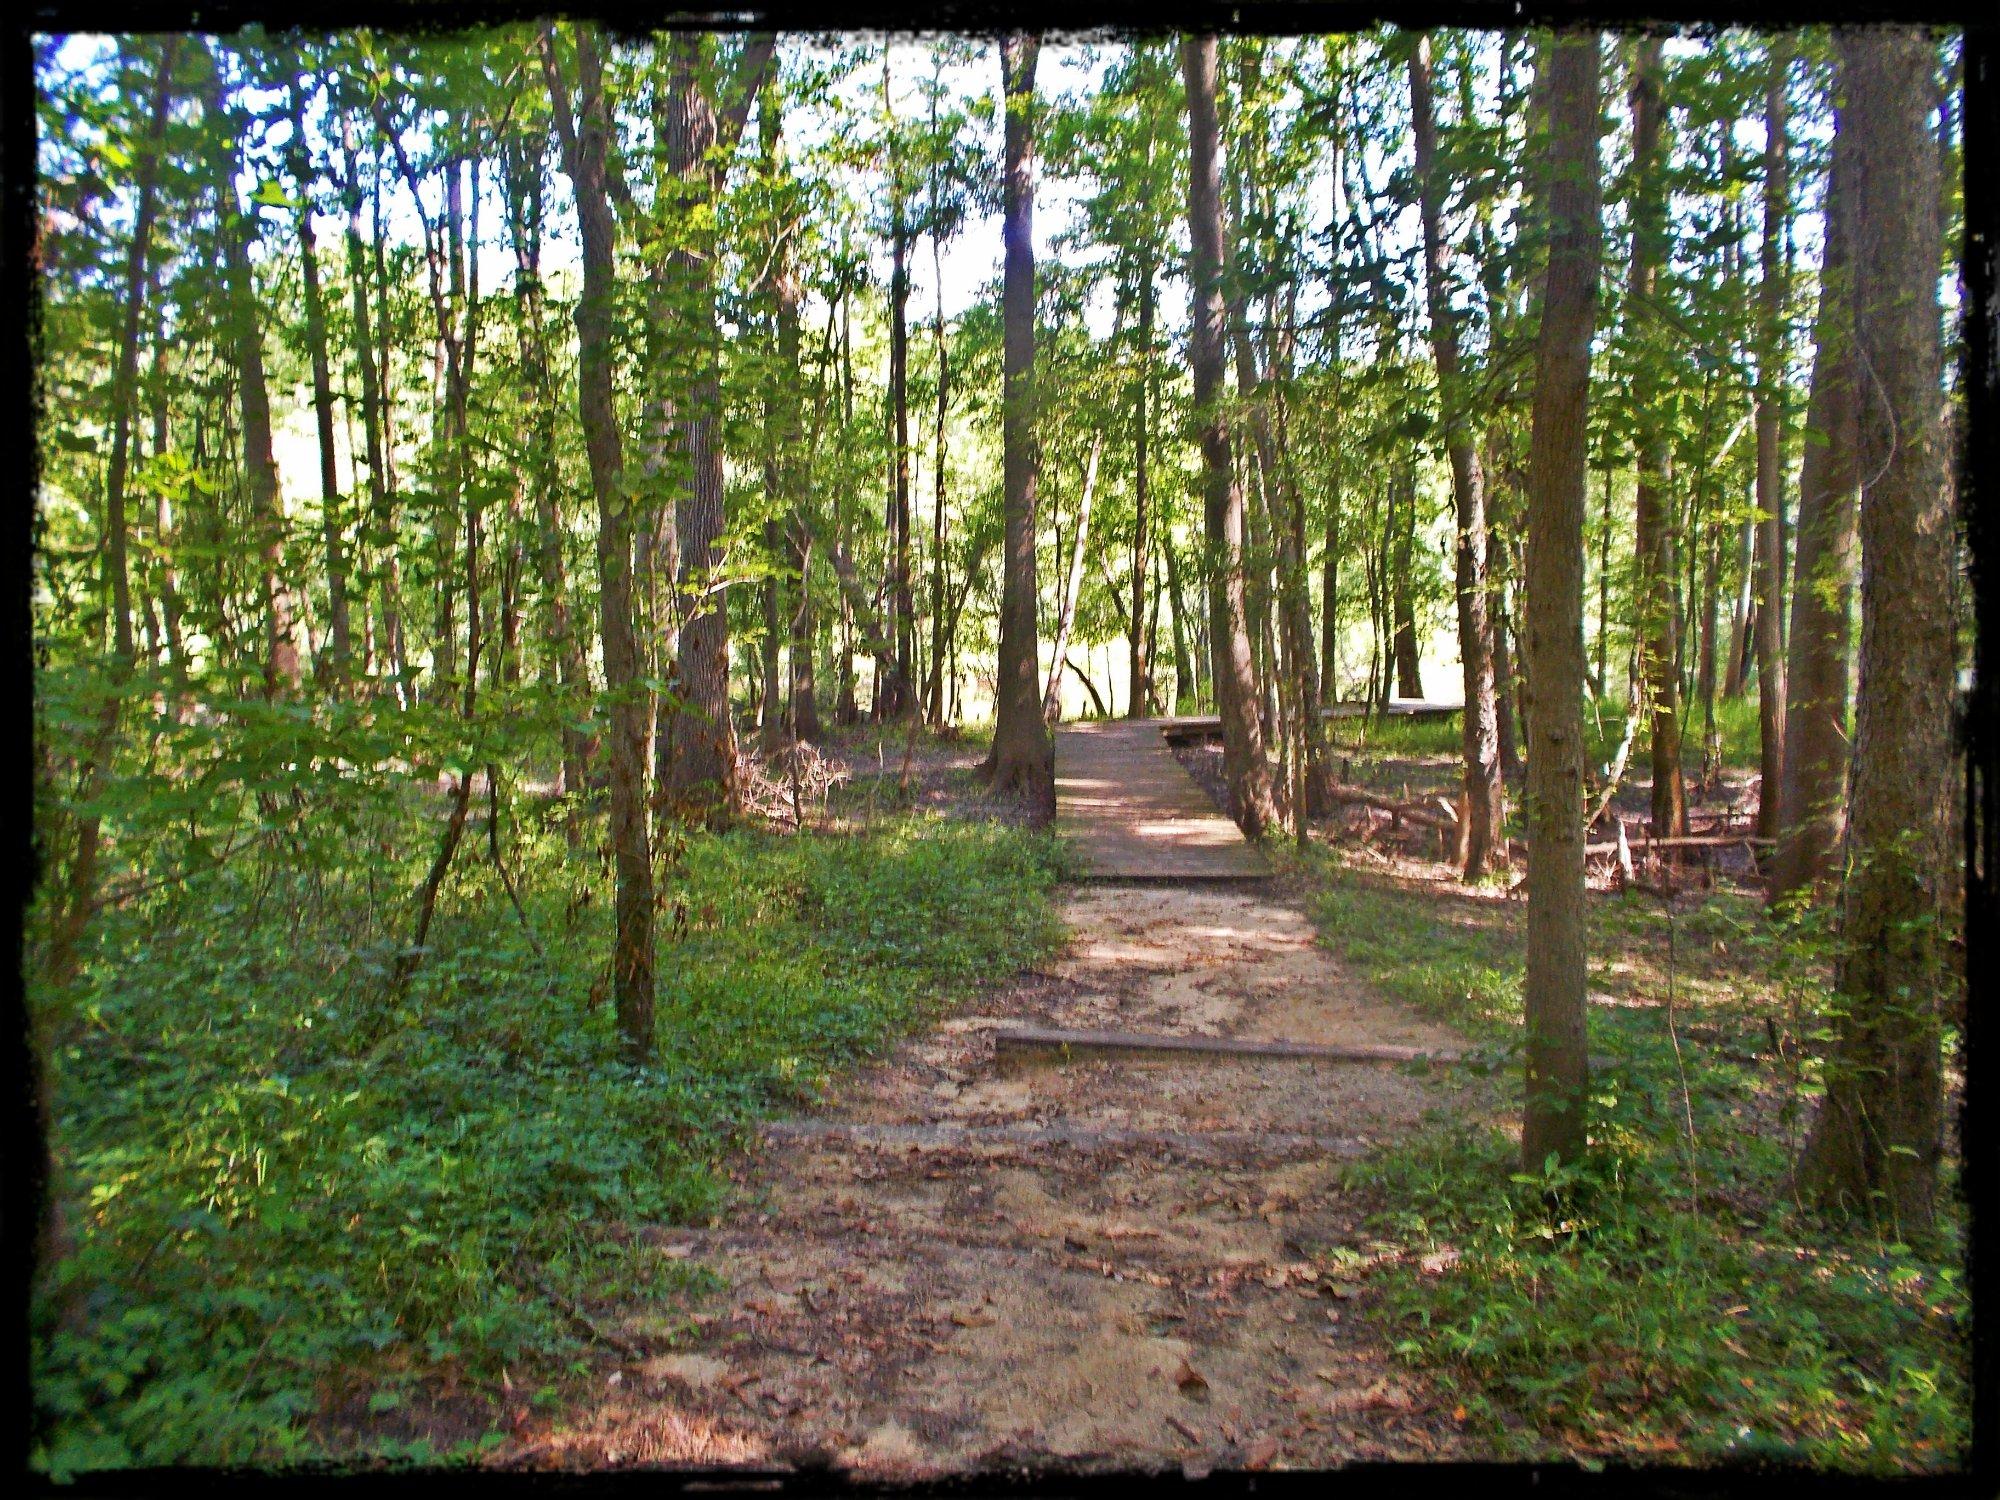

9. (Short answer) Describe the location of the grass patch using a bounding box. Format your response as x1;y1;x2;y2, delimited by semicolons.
1327;710;1463;761
1288;845;1970;1472
31;807;1062;1474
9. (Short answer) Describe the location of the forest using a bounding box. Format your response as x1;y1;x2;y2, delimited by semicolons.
27;20;1973;1478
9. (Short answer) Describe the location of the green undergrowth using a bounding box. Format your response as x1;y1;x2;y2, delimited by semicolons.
1320;693;1764;776
1287;846;1970;1472
31;808;1062;1475
1326;710;1463;761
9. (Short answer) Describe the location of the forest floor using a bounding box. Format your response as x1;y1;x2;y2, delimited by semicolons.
502;748;1490;1476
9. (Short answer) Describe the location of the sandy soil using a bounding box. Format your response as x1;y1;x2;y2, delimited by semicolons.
502;883;1483;1478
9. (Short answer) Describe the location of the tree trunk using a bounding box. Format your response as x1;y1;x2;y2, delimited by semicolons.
660;37;738;823
1621;38;1688;837
1390;464;1424;698
365;151;410;698
1044;431;1107;722
543;23;654;1060
1796;28;1954;1229
1521;31;1602;1174
927;174;952;728
1129;260;1154;717
148;284;186;696
47;37;178;985
884;51;915;720
1182;34;1276;836
1164;527;1197;712
1320;56;1347;710
339;124;389;697
501;137;591;795
1770;100;1860;905
284;84;351;694
207;63;302;696
984;33;1055;812
1753;40;1792;837
1410;35;1505;876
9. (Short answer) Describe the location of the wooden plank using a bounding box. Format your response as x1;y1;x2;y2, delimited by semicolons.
992;1025;1462;1069
1157;701;1461;741
756;1120;1370;1160
992;1025;1616;1073
1055;720;1269;881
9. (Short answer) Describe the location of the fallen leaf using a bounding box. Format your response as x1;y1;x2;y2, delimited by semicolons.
1173;1358;1211;1397
1244;1435;1280;1470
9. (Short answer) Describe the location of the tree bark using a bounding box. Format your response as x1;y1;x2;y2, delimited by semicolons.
1622;37;1689;837
363;147;410;697
1163;527;1197;712
288;81;350;693
1129;259;1154;717
660;37;737;821
1770;103;1860;905
1390;463;1424;698
1320;53;1347;710
1797;29;1954;1229
1409;34;1505;875
1044;430;1108;722
501;136;592;796
1753;40;1792;837
984;33;1055;812
1521;31;1602;1174
658;34;776;821
884;49;915;720
543;24;654;1060
1182;35;1276;836
927;129;952;729
338;123;392;698
207;57;302;696
48;37;179;985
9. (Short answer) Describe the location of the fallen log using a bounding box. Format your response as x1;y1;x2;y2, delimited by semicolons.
1323;782;1455;831
1585;833;1776;856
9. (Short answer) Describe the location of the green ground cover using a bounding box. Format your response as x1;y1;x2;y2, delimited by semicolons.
30;803;1064;1473
1285;845;1968;1471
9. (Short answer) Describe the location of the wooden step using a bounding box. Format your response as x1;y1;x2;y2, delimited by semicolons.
991;1025;1462;1070
756;1119;1369;1161
993;1025;1617;1074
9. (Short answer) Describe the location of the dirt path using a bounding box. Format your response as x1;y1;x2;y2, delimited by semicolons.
514;880;1480;1477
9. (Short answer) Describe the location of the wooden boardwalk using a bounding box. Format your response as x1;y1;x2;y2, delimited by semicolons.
1053;718;1268;881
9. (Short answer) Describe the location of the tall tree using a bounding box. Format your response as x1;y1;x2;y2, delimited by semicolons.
657;33;777;824
47;36;179;984
1770;96;1860;904
205;49;302;696
1521;31;1603;1174
1409;32;1505;876
1752;39;1791;837
286;74;352;692
1622;36;1689;837
542;23;653;1060
983;33;1055;811
881;47;915;719
1797;28;1955;1230
499;130;592;795
1183;34;1277;837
